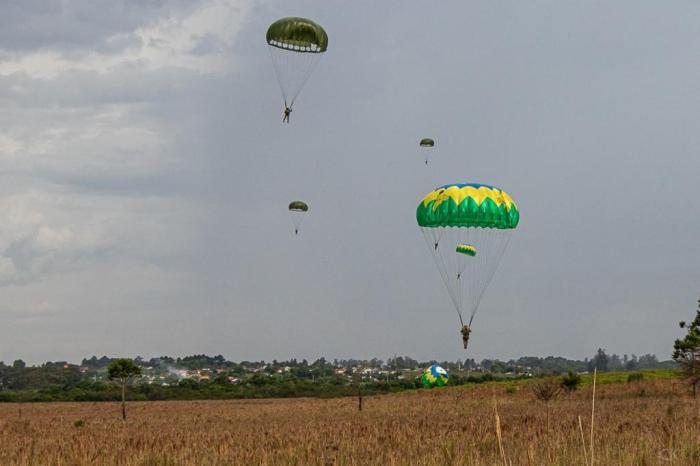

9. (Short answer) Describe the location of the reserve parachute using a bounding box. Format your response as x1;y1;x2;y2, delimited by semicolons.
417;183;519;349
288;200;308;235
456;244;477;256
266;17;328;114
421;364;449;388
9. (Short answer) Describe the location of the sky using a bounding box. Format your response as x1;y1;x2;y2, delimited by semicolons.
0;0;698;365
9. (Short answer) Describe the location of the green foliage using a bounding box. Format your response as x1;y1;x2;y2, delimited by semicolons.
560;371;582;392
107;359;141;381
627;372;644;383
73;419;84;428
672;300;700;396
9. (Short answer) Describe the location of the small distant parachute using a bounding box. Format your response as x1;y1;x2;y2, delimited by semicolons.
421;364;449;388
419;138;435;165
266;17;328;112
456;244;477;256
288;200;309;235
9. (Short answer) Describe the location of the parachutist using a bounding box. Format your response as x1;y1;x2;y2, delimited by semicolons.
288;200;308;237
434;242;439;250
461;325;471;349
457;273;461;280
283;106;292;123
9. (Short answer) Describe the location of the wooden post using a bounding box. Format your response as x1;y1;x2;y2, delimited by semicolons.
121;382;127;421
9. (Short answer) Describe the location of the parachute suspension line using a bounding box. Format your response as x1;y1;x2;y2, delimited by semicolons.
289;53;322;107
289;210;305;236
268;46;289;106
466;230;513;324
268;46;323;108
422;226;513;328
421;227;464;325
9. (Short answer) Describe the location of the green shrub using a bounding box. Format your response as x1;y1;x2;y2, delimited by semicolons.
560;371;582;392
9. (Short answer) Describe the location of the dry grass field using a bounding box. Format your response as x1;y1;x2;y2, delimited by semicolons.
1;377;699;465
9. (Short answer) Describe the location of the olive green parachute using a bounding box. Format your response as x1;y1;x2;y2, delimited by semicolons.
288;200;308;235
419;138;435;164
288;201;309;212
267;17;328;53
266;17;328;110
417;183;519;337
456;244;477;256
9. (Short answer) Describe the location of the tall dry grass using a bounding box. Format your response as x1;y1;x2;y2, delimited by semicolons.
0;378;698;465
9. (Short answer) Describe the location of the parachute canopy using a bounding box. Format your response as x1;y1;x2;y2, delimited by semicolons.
417;183;519;229
456;244;477;256
421;365;449;388
417;183;519;333
288;200;308;235
266;17;328;52
288;201;309;212
266;17;328;108
419;138;435;164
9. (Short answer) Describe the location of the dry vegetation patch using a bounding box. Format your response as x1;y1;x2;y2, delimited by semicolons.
0;378;699;465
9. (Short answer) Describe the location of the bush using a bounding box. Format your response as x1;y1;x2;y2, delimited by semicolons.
560;371;582;392
627;372;644;383
532;378;561;402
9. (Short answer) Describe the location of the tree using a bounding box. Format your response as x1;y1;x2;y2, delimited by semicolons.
108;359;141;420
589;348;609;372
560;371;582;392
531;378;561;432
673;300;700;397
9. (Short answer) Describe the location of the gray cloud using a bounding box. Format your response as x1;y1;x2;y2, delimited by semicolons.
0;0;195;53
0;0;698;365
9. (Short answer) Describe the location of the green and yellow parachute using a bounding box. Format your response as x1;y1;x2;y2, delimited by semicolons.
456;244;477;256
421;364;449;388
417;183;519;334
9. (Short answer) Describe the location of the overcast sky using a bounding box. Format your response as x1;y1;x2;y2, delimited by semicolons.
0;0;698;365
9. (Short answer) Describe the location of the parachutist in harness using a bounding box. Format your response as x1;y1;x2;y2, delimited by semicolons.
294;228;298;235
283;106;292;123
461;325;471;349
434;242;439;250
457;273;461;280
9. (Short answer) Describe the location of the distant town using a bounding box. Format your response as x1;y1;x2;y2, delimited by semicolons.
0;349;674;394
